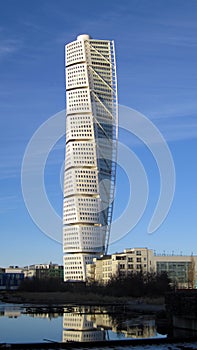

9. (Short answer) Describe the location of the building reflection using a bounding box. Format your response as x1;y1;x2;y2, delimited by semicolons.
0;306;22;318
62;306;157;341
0;305;60;319
120;318;156;338
62;307;106;342
0;304;158;340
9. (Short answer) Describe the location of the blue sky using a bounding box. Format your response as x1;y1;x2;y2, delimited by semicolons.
0;0;197;266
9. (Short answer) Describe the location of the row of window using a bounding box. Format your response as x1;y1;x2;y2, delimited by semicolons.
68;104;90;109
64;202;99;211
64;256;82;260
116;257;146;262
67;142;95;148
68;115;92;122
67;77;87;85
64;247;101;252
66;41;83;51
64;275;83;280
64;182;97;190
68;145;94;151
67;69;86;79
67;133;93;139
66;159;96;167
65;234;101;242
68;98;89;103
119;264;147;269
66;153;96;160
67;106;91;113
67;65;86;73
66;55;85;65
66;150;95;158
67;126;92;132
66;50;85;65
64;215;99;221
67;89;89;97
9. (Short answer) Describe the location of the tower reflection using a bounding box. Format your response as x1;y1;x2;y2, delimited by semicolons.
62;306;157;342
62;307;105;342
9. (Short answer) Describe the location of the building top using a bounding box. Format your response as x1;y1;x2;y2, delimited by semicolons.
99;255;112;260
77;34;90;41
123;248;150;253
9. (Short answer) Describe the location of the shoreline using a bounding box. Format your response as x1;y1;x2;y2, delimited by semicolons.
0;336;197;350
0;291;165;312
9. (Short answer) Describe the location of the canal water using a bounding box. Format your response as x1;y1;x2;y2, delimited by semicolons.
0;302;197;349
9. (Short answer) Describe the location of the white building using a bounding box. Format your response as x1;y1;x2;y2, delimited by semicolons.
5;266;23;274
87;248;197;288
153;254;197;289
62;308;105;342
63;34;118;281
87;248;154;283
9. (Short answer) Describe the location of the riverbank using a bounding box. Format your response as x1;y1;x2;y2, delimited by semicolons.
0;291;165;312
1;337;197;350
0;291;120;304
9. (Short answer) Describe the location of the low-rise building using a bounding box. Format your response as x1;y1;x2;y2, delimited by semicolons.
23;263;63;280
0;263;63;289
153;254;197;289
0;272;24;290
87;248;197;289
87;248;154;283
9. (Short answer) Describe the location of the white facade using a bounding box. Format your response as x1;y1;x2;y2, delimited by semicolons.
87;248;154;283
63;34;118;281
62;308;105;342
5;267;23;274
87;248;197;288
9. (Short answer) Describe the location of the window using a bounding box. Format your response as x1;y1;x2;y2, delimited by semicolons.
128;264;133;269
119;264;125;269
128;257;133;262
136;258;141;262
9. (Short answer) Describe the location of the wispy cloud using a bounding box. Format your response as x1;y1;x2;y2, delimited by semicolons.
0;39;22;58
0;152;21;179
155;116;197;143
145;108;197;143
119;104;197;148
0;195;20;213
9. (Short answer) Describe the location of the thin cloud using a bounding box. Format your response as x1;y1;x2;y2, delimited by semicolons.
0;39;22;58
0;164;20;179
0;195;20;213
149;102;197;120
156;117;197;143
0;153;21;179
120;110;197;148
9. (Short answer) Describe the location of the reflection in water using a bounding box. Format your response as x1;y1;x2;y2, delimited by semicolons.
62;306;158;342
63;309;105;342
120;319;156;338
0;305;22;318
0;303;161;343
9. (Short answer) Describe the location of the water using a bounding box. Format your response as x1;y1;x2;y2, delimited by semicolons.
0;302;164;344
0;302;197;349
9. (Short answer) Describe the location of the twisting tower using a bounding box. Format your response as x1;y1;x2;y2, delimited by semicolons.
63;34;118;281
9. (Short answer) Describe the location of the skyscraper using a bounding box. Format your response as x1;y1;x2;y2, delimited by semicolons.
63;34;118;281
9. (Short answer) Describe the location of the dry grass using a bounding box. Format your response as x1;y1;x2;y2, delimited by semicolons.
1;291;129;305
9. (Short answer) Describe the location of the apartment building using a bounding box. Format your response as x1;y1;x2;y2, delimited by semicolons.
87;248;154;283
87;248;197;288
